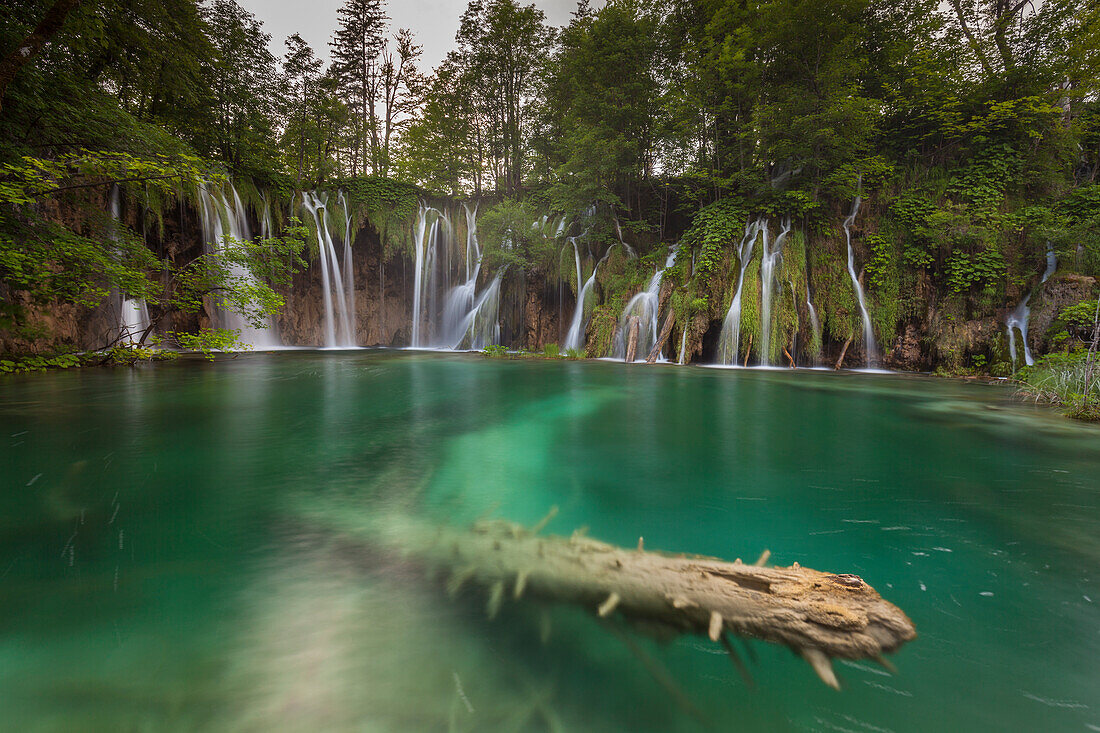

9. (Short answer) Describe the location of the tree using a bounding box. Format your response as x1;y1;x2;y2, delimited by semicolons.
379;28;423;177
281;33;323;183
331;0;388;175
201;0;280;177
0;0;82;114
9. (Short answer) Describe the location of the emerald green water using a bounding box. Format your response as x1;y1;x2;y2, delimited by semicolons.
2;352;1099;731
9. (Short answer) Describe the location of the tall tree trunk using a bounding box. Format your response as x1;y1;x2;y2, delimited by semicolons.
0;0;83;114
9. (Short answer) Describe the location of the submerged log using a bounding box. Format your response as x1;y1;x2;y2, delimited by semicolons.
646;312;676;364
625;315;642;362
321;510;917;690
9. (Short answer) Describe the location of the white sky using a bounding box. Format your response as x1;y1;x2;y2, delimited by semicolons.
236;0;594;71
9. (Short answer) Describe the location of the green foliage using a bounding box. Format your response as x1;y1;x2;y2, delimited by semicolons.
335;177;422;254
478;199;561;275
1017;351;1100;420
946;247;1006;294
482;344;509;358
542;343;561;358
165;329;247;360
1058;300;1100;339
0;345;177;375
0;352;85;374
678;199;746;278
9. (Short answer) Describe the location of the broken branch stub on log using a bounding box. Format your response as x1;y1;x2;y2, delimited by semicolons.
325;512;917;690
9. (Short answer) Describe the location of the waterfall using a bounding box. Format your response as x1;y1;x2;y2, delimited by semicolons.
108;186;151;346
612;246;679;361
300;192;356;348
563;237;604;352
716;218;766;365
613;218;637;259
197;183;280;349
759;217;792;366
678;329;688;365
411;201;502;349
454;273;502;349
339;191;356;336
843;185;877;368
806;282;820;360
1006;246;1057;369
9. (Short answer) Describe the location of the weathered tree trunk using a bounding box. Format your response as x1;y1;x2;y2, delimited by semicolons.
322;511;917;690
625;315;641;363
835;337;852;370
744;333;753;367
0;0;83;114
783;346;795;368
646;311;676;364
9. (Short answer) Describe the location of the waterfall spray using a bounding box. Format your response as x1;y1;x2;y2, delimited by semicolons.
759;217;792;366
613;247;679;361
301;192;356;348
1006;246;1057;369
109;186;151;346
197;182;280;349
843;179;876;368
717;218;766;365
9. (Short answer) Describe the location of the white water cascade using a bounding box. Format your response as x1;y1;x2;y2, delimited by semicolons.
1006;247;1058;369
441;202;502;348
339;191;356;336
759;217;792;366
411;202;502;349
563;237;609;352
613;246;679;361
108;186;151;346
843;185;877;368
197;183;280;349
300;192;357;348
806;283;820;358
716;218;766;365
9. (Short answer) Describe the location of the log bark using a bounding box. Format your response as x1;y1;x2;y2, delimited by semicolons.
646;311;676;364
625;315;641;363
835;337;852;370
322;511;917;689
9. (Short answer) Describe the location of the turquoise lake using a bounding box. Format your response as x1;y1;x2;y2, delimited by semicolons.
1;351;1098;731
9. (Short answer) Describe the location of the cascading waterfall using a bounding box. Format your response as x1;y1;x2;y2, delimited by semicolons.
806;283;820;359
678;330;688;365
454;273;502;349
443;202;502;349
197;183;280;349
411;202;501;349
716;218;766;364
108;186;151;346
613;246;679;361
563;237;608;352
759;217;792;366
843;183;877;368
338;191;356;335
1006;246;1057;369
300;192;356;348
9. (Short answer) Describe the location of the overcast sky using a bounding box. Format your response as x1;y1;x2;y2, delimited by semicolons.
236;0;592;72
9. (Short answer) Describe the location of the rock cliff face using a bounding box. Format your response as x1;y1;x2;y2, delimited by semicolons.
275;225;415;347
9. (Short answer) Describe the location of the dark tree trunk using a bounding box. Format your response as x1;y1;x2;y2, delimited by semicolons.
0;0;83;114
